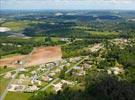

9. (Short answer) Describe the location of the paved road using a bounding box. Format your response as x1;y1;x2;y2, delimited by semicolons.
37;68;52;79
41;78;60;91
65;57;86;73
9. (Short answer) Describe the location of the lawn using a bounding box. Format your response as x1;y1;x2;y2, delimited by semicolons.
5;92;33;100
51;37;61;42
45;86;54;94
0;67;14;74
32;37;46;42
0;77;10;95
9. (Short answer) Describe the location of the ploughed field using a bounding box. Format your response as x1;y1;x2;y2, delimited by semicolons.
0;46;62;68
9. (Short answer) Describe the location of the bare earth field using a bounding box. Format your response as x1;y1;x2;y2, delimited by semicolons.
0;55;26;68
0;46;62;68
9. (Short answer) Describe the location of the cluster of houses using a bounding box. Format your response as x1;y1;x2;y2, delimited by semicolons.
107;64;124;75
111;38;129;49
71;59;93;77
8;84;39;92
88;43;103;53
5;58;74;92
52;80;75;92
107;67;124;75
3;40;126;94
1;43;22;47
3;56;92;93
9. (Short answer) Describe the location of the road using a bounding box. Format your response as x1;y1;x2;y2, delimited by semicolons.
65;57;86;73
41;78;60;91
37;67;54;79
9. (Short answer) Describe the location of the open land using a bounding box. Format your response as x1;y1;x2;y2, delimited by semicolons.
0;46;62;68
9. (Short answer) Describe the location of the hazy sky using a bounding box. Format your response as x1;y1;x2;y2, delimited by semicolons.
1;0;135;10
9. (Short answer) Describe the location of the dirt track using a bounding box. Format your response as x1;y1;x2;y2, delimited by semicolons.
0;46;62;68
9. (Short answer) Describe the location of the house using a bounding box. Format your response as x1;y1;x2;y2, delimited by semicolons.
54;61;61;66
66;63;70;66
89;43;103;53
69;57;81;63
8;84;26;92
25;85;39;92
61;59;67;64
54;68;61;73
73;67;86;76
61;80;74;85
19;68;26;72
107;67;124;75
42;76;53;82
52;82;62;92
83;63;92;69
77;70;86;76
73;66;82;70
37;80;42;86
31;74;38;84
60;38;69;42
49;72;56;77
4;72;12;79
46;62;55;68
19;74;25;79
31;71;36;75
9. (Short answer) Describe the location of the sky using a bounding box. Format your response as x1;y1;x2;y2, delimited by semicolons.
1;0;135;10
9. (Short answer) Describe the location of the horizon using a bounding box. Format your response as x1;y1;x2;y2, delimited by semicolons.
1;9;135;11
1;0;135;10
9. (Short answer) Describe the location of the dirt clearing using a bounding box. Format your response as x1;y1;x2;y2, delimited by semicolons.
0;46;62;68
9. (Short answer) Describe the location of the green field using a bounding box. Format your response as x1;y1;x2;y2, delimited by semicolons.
86;31;119;36
32;37;60;42
0;77;10;95
1;20;46;33
1;53;20;59
0;68;14;74
1;20;32;32
5;92;33;100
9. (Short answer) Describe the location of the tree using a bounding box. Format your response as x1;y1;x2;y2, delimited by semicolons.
45;37;52;42
4;65;7;69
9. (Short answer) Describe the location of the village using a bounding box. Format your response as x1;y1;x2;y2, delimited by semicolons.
0;38;129;95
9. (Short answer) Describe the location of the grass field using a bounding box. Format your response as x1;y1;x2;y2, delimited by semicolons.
0;67;14;74
32;37;60;42
86;31;119;36
1;53;20;59
1;20;31;32
1;20;46;33
0;77;10;95
5;92;33;100
2;20;40;32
